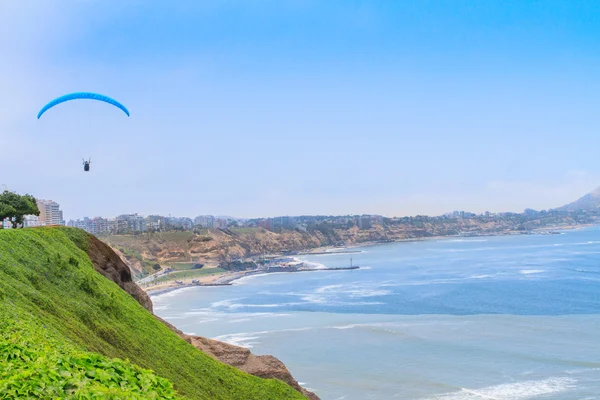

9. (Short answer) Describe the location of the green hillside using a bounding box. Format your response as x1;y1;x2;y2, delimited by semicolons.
0;227;305;399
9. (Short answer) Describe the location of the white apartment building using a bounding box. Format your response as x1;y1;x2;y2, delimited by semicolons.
23;215;40;227
37;200;64;226
194;215;215;228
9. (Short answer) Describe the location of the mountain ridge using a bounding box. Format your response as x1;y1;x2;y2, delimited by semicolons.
556;186;600;211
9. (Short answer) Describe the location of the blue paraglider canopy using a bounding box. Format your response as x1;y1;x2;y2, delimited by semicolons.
37;92;130;119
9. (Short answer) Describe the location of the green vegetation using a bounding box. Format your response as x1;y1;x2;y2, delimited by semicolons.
104;231;200;278
0;312;179;399
0;191;39;229
168;262;206;271
0;227;305;400
152;268;227;284
168;262;197;271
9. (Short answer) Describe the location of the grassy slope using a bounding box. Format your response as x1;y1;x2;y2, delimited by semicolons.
0;228;305;400
151;268;227;284
0;312;180;399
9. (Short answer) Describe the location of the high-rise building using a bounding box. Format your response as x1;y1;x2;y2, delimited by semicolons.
68;217;111;234
194;215;215;228
116;214;147;233
37;200;64;226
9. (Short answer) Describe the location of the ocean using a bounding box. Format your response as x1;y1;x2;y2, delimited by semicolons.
153;227;600;399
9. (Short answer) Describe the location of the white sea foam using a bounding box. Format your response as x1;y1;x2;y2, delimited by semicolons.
313;282;392;297
214;332;262;348
520;269;545;275
300;292;384;306
210;298;245;309
302;261;328;269
292;282;392;306
572;241;600;245
332;324;360;330
229;302;304;309
151;286;196;300
426;377;576;400
227;318;251;323
440;239;489;243
214;327;314;348
331;323;386;330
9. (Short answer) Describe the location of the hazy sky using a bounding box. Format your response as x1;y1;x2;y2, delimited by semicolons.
2;1;600;220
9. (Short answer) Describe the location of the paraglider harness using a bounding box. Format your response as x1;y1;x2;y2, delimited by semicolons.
83;159;91;172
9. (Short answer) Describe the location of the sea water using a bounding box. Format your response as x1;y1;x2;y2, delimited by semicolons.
153;227;600;399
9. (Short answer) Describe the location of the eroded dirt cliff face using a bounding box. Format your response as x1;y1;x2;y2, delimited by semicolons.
85;234;154;312
103;228;329;269
90;238;318;399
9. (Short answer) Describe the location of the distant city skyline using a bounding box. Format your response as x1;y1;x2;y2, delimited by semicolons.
3;2;600;219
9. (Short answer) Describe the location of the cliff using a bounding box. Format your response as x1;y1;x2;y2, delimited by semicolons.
86;230;319;399
0;227;311;399
103;211;596;272
103;228;327;274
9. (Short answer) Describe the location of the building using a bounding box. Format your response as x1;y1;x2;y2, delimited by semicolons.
357;215;372;230
146;215;164;232
214;218;228;229
180;217;194;230
37;200;64;226
23;215;40;227
258;219;272;231
116;214;147;233
194;215;215;228
165;217;194;230
278;216;297;229
68;217;111;235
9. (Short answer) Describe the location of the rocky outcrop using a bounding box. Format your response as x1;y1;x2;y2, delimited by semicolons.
85;234;153;312
158;317;319;400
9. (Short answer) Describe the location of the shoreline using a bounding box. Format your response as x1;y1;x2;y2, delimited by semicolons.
144;224;595;297
146;266;360;297
295;228;578;256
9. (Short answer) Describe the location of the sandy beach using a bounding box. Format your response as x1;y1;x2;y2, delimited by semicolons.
143;271;232;294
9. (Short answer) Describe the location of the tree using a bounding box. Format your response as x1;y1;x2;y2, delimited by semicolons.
0;191;40;229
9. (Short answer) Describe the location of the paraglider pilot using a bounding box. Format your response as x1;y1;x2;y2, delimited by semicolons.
83;159;91;172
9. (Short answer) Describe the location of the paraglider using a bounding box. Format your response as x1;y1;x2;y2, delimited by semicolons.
37;92;129;172
37;92;130;119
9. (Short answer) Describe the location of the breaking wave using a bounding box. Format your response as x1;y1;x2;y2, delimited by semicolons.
425;377;576;400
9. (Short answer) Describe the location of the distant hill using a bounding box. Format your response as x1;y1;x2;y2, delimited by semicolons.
557;187;600;211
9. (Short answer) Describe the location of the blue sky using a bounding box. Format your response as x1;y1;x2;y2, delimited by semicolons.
2;1;600;220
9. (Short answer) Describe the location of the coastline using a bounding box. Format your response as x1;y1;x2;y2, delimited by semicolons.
146;266;360;297
295;226;583;256
144;224;595;297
